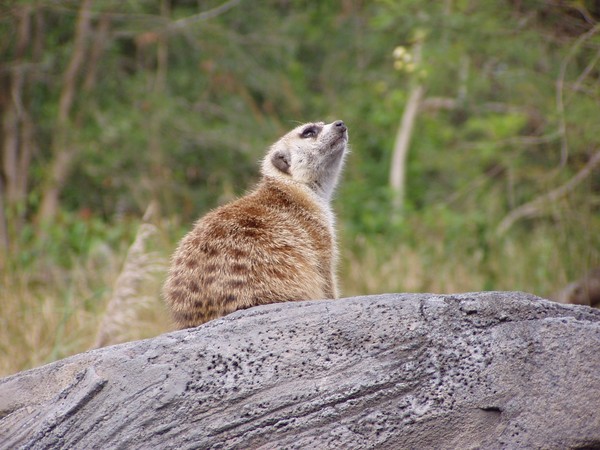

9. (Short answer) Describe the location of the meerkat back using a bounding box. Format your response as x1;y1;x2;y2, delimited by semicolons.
163;120;348;328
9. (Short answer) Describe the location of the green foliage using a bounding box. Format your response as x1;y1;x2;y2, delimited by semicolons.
11;211;138;270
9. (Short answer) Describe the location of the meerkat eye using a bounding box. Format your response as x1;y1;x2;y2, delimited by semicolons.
300;126;318;138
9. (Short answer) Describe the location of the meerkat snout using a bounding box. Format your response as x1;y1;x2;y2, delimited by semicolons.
163;120;348;329
334;120;347;132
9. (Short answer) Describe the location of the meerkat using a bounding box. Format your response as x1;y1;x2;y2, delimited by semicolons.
163;120;348;328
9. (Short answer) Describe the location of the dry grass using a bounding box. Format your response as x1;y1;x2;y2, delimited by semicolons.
342;240;485;296
341;222;599;301
0;232;171;378
1;252;109;376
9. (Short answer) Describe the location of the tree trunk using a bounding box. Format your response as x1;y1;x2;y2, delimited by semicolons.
389;41;424;213
1;5;33;241
2;292;599;449
389;84;424;211
37;0;94;224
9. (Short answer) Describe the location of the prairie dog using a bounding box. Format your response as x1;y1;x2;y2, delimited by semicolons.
163;120;348;328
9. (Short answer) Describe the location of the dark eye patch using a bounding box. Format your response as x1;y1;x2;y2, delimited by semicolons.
300;125;319;138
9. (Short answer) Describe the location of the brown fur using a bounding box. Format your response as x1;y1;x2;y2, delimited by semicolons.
163;120;348;328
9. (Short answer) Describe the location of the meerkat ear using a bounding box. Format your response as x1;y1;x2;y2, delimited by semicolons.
271;149;291;174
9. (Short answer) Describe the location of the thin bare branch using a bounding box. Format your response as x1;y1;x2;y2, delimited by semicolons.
443;165;504;206
154;0;169;93
55;0;242;39
419;96;457;112
555;23;600;167
58;0;93;123
461;131;561;150
166;0;241;32
497;150;600;235
83;12;111;92
3;6;30;204
569;46;600;99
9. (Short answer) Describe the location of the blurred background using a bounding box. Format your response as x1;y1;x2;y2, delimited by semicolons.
1;0;599;376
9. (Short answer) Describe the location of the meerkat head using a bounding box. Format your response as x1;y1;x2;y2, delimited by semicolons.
262;120;348;199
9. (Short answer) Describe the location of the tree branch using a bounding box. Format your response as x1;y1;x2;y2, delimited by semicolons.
58;0;93;123
555;22;600;167
83;12;111;92
1;5;35;244
569;46;600;99
166;0;241;33
497;150;600;235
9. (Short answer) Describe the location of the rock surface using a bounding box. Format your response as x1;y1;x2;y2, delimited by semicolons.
1;292;599;449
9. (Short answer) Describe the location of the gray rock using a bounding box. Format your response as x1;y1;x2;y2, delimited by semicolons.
1;292;599;449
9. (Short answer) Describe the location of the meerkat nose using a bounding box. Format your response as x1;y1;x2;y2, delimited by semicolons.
334;120;346;132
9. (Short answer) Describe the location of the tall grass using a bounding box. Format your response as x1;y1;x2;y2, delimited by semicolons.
0;216;172;377
341;184;600;299
341;225;592;299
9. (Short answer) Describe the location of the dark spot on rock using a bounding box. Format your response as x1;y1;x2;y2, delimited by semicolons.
479;406;502;414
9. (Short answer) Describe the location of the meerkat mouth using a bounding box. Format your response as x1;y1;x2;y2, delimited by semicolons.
330;132;348;148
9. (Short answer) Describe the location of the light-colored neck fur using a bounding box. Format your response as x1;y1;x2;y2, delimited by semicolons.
262;175;336;228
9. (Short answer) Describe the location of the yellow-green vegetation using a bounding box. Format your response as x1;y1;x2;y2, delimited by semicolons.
1;1;599;377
